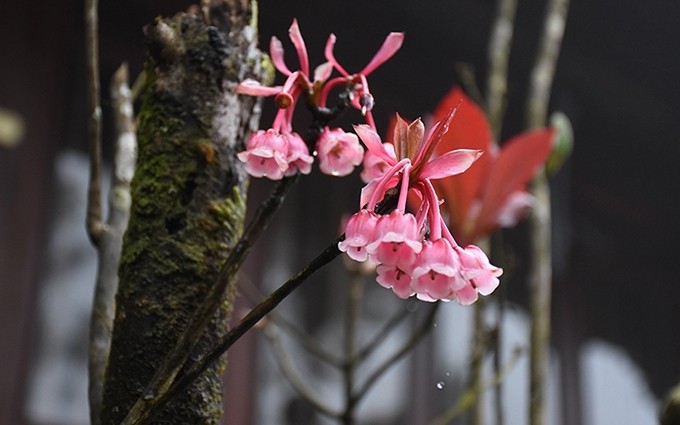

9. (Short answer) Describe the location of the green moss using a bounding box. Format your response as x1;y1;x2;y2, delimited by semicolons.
102;10;260;425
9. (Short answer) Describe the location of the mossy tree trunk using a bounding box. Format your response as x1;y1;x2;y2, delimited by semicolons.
100;1;269;424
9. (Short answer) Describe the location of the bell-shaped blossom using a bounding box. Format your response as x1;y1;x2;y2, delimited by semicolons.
236;129;289;180
411;239;464;302
376;264;414;299
456;244;502;297
432;86;555;245
284;131;314;176
315;128;364;176
366;210;423;267
338;209;378;262
237;108;312;180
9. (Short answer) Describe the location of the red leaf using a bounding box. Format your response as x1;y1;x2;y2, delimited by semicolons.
474;129;555;238
432;87;493;232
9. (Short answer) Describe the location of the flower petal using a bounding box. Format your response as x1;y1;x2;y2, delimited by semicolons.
288;19;309;76
236;79;283;97
324;34;350;76
353;124;397;165
360;32;405;76
419;149;482;180
269;36;292;76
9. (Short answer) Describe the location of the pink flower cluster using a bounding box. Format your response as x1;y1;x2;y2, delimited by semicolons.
339;111;503;304
236;20;404;179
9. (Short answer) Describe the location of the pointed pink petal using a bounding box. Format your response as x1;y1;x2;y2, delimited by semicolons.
353;124;397;165
236;79;282;96
288;19;309;76
420;149;483;180
360;32;405;75
324;34;350;76
270;36;292;76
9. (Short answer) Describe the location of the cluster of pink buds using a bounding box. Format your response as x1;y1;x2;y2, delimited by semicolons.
339;110;503;304
236;20;404;179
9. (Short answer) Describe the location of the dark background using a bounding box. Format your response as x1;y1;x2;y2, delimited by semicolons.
1;0;678;424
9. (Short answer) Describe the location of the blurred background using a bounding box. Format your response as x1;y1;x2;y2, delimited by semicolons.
1;0;679;424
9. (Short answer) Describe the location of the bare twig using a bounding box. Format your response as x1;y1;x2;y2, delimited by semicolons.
485;0;519;139
341;273;365;425
468;298;487;425
88;64;137;425
351;303;440;407
352;303;411;364
525;1;570;424
239;276;342;367
85;0;103;245
129;236;344;425
264;324;342;419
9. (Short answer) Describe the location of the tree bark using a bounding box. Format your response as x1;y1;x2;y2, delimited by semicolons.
100;2;269;424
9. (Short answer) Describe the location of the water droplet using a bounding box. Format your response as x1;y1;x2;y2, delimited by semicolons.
436;381;445;390
445;372;451;377
433;323;438;328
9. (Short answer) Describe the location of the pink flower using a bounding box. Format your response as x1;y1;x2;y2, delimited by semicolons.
366;210;423;267
411;239;464;302
236;20;403;180
456;245;502;297
284;131;313;176
376;264;414;299
338;209;378;262
237;129;289;180
315;128;365;176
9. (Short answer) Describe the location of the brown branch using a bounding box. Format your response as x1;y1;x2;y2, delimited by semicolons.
88;64;137;425
264;324;342;420
352;303;411;364
525;1;570;425
351;303;440;407
238;274;342;367
485;0;519;139
85;0;103;245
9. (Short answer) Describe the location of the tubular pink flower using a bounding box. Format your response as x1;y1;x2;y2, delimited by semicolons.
366;210;422;267
411;238;464;302
338;209;379;262
376;264;414;299
456;245;502;297
315;128;365;176
237;129;289;180
284;132;313;176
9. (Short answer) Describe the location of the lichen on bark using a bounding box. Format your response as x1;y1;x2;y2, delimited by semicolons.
100;2;270;424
